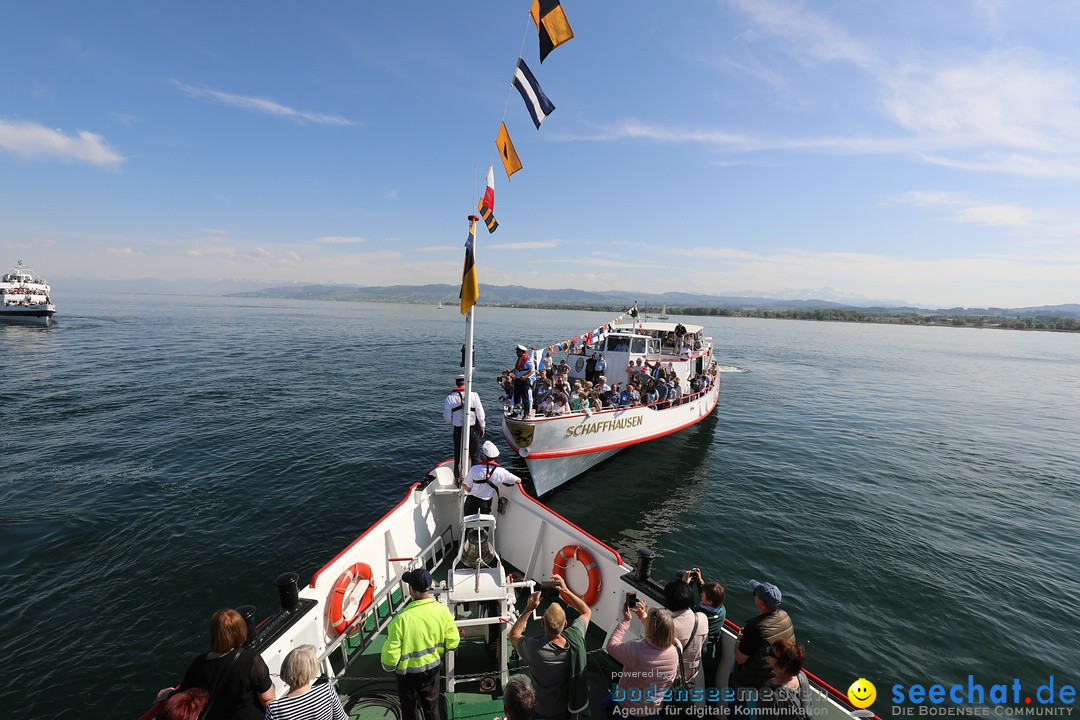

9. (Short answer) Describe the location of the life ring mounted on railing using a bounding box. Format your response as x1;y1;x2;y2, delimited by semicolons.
329;562;376;635
552;544;601;606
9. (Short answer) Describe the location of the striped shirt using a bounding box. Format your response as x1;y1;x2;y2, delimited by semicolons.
264;682;347;720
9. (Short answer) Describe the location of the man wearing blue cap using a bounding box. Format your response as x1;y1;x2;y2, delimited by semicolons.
733;580;796;693
382;568;460;720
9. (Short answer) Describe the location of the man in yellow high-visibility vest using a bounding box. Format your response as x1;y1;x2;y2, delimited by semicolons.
381;569;460;720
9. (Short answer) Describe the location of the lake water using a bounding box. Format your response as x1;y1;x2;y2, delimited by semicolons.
2;294;1077;718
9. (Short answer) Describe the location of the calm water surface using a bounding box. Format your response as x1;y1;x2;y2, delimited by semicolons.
1;295;1077;718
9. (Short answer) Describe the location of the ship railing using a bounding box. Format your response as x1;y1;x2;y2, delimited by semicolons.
322;526;455;680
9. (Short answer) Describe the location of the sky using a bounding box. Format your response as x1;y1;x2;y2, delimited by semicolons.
2;1;1079;309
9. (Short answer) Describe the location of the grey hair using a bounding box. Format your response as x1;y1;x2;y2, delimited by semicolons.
280;644;319;688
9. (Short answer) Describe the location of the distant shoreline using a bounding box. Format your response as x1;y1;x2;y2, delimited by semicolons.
222;290;1080;333
674;306;1079;332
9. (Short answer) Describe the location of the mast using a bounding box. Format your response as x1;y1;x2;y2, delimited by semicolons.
457;214;481;481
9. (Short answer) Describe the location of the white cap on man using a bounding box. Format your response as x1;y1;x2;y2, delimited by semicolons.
481;440;500;458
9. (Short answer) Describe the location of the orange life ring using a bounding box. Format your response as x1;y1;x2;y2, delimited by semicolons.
552;545;601;606
329;562;376;635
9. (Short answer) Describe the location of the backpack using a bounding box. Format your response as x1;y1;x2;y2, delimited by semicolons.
701;609;724;662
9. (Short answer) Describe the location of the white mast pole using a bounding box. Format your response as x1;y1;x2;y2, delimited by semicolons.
458;214;480;481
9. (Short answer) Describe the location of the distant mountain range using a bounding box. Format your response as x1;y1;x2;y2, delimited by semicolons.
228;282;1080;319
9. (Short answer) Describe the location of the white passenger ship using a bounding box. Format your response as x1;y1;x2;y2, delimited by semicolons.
1;261;56;324
502;321;720;496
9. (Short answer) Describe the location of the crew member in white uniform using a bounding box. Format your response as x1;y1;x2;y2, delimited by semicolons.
443;373;486;479
462;441;521;516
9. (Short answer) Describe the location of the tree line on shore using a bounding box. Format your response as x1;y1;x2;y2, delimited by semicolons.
669;307;1079;331
487;303;1078;332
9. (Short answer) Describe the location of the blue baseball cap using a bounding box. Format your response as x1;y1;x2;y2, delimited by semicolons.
749;580;782;606
402;568;433;592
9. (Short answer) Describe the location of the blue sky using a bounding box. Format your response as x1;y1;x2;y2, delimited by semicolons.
3;1;1079;308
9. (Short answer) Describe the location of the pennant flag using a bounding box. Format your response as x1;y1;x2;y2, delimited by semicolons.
459;217;479;314
496;122;523;180
477;165;498;233
513;58;556;129
628;304;638;319
531;0;574;63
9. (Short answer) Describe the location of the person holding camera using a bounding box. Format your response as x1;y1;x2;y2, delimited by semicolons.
605;597;679;717
685;568;726;694
509;574;592;720
664;575;709;690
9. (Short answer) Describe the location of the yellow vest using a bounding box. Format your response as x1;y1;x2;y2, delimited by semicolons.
380;598;461;674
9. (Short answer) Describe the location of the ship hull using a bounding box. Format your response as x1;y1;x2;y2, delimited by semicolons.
503;379;720;495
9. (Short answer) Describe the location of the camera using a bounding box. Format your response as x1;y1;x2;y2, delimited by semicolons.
624;592;638;610
540;580;560;598
675;570;690;581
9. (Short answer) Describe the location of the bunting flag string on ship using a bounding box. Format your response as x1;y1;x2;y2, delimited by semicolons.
532;0;575;63
459;216;480;315
487;1;570;183
513;58;555;129
477;166;498;233
539;305;640;355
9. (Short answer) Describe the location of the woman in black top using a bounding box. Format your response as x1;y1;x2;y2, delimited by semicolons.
157;608;276;720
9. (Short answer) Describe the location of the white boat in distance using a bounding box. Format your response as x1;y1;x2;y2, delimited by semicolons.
502;320;720;496
1;261;56;324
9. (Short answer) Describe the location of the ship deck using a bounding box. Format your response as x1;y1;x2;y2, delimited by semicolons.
330;556;618;720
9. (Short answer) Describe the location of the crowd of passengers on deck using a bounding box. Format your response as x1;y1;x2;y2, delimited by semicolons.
499;359;717;417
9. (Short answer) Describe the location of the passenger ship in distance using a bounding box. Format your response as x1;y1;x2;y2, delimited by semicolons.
502;320;721;496
1;261;56;324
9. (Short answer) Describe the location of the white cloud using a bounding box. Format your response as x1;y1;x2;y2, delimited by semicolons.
570;257;666;270
106;246;143;257
726;0;877;69
0;119;123;168
488;241;560;251
895;191;1031;225
589;3;1080;178
171;81;357;127
882;51;1080;154
186;246;236;258
315;235;367;245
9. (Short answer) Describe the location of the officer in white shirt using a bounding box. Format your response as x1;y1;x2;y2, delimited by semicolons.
443;373;485;479
463;441;522;516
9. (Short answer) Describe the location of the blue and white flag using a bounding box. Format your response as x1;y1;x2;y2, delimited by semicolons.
512;58;556;129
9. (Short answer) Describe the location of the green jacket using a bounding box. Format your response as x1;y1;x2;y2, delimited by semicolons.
381;597;460;675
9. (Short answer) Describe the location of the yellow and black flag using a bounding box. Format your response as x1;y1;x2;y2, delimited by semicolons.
531;0;574;63
496;122;523;180
459;216;479;314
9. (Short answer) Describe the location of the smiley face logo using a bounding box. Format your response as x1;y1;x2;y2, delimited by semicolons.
847;678;876;709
